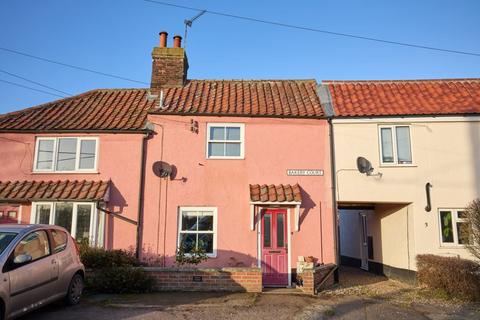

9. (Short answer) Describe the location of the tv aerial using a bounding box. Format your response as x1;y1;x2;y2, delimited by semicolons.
183;10;206;49
356;157;382;177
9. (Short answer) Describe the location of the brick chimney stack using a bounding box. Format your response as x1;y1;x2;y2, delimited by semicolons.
150;32;189;93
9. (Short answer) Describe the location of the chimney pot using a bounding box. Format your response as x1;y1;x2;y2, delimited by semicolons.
159;31;168;48
173;35;182;48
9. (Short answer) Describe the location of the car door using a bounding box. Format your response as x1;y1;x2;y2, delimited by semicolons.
6;230;57;316
48;229;71;296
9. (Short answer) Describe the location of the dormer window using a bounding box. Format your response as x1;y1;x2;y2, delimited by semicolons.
34;137;98;172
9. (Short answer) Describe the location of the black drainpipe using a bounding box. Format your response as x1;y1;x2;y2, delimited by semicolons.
136;132;150;259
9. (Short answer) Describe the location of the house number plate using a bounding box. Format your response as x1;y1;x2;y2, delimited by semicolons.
287;169;324;176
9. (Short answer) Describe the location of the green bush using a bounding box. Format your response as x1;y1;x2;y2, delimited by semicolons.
87;267;154;294
80;243;152;293
79;242;138;269
416;254;480;301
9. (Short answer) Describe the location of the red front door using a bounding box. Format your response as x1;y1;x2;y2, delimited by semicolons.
261;209;288;287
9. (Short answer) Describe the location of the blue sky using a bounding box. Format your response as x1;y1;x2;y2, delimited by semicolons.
0;0;479;113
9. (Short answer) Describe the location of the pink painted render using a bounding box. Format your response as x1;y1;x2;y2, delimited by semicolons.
141;115;334;268
0;115;335;270
0;132;144;250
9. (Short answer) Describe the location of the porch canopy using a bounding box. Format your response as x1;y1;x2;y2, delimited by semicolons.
0;180;110;203
249;184;302;231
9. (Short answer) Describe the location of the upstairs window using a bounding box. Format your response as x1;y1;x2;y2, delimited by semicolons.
34;137;98;172
378;125;412;165
206;123;244;159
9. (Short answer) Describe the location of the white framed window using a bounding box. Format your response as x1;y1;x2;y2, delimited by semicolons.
33;137;98;172
378;125;412;165
206;123;245;159
177;207;217;257
439;209;471;246
31;202;104;247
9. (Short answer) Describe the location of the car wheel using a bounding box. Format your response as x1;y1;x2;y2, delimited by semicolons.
65;274;84;306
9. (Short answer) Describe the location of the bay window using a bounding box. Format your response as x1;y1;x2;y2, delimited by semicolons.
34;137;98;172
31;202;104;246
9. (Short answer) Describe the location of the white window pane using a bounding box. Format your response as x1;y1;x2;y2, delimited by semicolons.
440;211;454;243
36;140;54;170
226;127;240;140
55;203;73;233
380;128;394;163
210;127;225;140
208;142;225;157
35;204;51;224
225;143;241;157
396;127;412;164
76;204;92;242
79;140;96;169
56;138;77;171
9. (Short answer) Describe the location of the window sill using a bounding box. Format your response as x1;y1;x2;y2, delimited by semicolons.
439;244;468;249
379;164;417;168
206;157;245;160
31;171;100;175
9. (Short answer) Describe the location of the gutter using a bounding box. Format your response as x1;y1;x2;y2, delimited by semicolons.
96;202;138;226
148;111;325;120
0;129;151;134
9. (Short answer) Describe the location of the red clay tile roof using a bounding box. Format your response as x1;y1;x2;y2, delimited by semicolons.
0;80;323;132
324;79;480;117
0;89;153;132
249;184;302;203
155;80;323;117
0;180;110;202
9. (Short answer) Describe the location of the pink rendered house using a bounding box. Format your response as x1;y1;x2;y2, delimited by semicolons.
0;33;335;287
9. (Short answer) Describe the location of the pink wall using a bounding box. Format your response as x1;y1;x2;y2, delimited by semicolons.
141;115;334;268
0;133;145;250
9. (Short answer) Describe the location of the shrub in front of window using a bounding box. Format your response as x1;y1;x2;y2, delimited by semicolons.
79;240;139;269
175;239;208;266
465;199;480;260
79;243;153;293
416;254;480;301
86;266;154;294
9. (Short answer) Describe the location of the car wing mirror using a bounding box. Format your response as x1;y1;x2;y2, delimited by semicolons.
13;254;32;264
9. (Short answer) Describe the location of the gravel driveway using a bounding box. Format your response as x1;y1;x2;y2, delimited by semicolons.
19;267;480;320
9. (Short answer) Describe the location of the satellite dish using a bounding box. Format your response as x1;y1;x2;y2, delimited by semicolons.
356;157;374;175
152;161;177;179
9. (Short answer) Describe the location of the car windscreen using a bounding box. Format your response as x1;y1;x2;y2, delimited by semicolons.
0;232;18;255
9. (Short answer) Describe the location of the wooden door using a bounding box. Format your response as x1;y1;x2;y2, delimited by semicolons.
261;209;288;287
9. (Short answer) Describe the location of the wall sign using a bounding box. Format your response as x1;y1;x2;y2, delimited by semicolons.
192;276;203;282
287;169;324;176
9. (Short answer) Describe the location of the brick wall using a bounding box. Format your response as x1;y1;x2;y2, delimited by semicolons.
298;264;336;295
150;47;188;92
144;267;262;293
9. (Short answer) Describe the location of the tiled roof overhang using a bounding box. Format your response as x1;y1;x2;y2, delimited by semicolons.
0;180;110;203
0;79;324;133
249;184;302;203
323;78;480;117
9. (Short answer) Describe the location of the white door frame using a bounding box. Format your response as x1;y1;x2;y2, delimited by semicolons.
256;206;293;288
